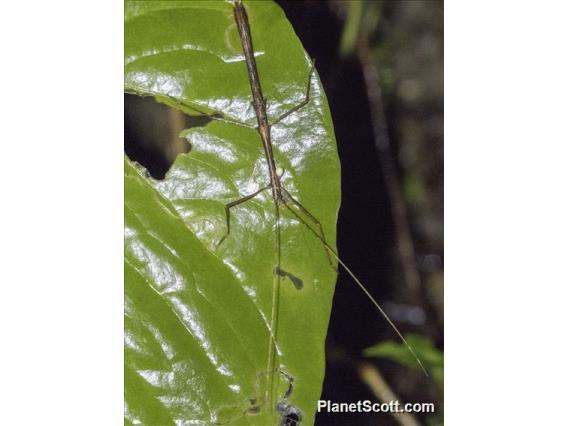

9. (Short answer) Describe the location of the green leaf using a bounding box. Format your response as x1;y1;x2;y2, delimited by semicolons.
125;1;341;425
363;334;444;387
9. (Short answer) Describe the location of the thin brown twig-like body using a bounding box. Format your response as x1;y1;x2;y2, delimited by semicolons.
230;0;428;410
233;0;284;409
234;0;282;200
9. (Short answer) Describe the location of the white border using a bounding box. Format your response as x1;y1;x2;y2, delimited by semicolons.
446;1;568;424
0;0;123;424
1;0;567;424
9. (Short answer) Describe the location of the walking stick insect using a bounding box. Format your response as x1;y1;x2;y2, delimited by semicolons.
216;0;429;411
125;0;427;423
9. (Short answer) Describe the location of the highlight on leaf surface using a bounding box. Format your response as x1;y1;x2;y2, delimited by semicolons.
125;1;341;424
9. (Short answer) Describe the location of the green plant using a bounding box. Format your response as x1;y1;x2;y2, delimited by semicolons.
124;1;340;424
364;334;444;388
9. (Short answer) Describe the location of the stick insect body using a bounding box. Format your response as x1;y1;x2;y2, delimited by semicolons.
220;0;428;414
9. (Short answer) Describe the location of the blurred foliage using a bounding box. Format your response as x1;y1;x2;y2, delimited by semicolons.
364;334;443;389
326;0;444;424
339;0;383;57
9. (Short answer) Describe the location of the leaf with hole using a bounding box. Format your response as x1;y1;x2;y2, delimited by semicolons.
125;1;340;424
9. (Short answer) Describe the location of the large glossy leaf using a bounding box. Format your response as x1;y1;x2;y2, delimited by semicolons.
125;1;341;424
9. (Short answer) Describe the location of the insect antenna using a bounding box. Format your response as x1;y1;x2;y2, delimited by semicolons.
283;201;429;377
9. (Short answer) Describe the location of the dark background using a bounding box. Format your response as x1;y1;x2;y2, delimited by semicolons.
125;1;443;425
275;2;443;425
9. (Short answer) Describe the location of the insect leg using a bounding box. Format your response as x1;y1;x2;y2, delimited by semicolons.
216;184;271;247
269;61;315;127
282;188;429;375
255;368;294;398
277;369;294;401
280;187;336;270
